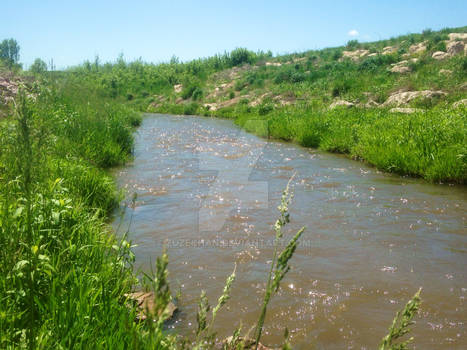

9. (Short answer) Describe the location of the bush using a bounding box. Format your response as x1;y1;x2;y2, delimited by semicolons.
229;48;255;67
30;58;47;74
234;80;247;91
183;102;199;115
332;80;352;97
191;87;203;101
462;57;467;71
258;103;273;115
346;39;360;50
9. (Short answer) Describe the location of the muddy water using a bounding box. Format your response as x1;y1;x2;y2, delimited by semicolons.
113;114;466;349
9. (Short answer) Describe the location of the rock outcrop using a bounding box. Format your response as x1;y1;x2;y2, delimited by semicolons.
409;41;427;55
439;69;453;75
363;99;380;108
447;40;465;56
448;33;467;41
383;90;446;107
428;33;467;60
330;100;354;109
389;59;417;74
432;51;450;60
453;99;467;109
0;76;20;104
342;49;370;61
382;46;398;55
203;103;218;111
173;84;183;93
126;292;177;322
265;62;282;67
389;107;424;114
390;65;411;74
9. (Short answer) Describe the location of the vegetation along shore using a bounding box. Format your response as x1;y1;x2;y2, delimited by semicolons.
0;25;465;348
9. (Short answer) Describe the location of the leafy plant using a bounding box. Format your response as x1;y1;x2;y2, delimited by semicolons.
379;289;422;350
253;176;305;349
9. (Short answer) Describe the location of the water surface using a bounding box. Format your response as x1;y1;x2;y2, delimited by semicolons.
113;114;466;349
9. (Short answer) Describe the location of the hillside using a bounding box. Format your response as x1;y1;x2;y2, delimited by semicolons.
150;29;467;115
1;23;466;350
2;26;466;183
140;26;466;183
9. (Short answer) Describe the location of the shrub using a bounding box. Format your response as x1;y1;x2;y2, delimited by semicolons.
30;58;47;74
229;48;255;66
181;84;196;99
332;80;352;97
346;39;360;50
183;102;199;115
258;103;274;115
191;87;203;101
234;80;247;91
462;57;467;71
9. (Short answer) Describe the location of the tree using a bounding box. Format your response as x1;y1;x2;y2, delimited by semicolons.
0;38;20;66
30;58;48;74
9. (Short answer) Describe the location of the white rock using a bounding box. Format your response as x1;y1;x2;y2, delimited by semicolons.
409;42;427;54
265;62;282;67
432;51;450;60
174;84;183;93
389;107;424;114
342;49;370;61
330;100;354;109
383;90;446;107
382;46;398;55
453;99;467;108
448;33;467;42
439;69;453;75
390;65;411;74
447;41;465;56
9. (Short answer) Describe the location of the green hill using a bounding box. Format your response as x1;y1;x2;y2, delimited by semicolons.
59;26;467;183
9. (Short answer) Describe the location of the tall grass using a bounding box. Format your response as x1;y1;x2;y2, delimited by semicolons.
230;106;466;183
133;26;467;183
0;86;163;349
0;87;426;349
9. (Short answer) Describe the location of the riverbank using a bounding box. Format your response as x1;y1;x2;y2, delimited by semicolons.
0;81;174;348
1;74;463;348
154;103;466;184
1;23;466;348
114;113;466;349
44;26;466;183
134;27;466;184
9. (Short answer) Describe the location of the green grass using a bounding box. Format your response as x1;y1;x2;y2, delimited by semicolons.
0;87;171;349
3;24;463;348
61;25;465;183
0;80;427;350
223;104;465;183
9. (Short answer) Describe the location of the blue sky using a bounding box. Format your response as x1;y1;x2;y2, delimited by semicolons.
1;0;466;69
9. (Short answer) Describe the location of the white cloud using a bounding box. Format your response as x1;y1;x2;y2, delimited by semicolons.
348;29;359;37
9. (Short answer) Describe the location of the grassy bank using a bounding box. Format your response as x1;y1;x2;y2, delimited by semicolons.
53;26;467;183
0;78;424;349
234;106;465;183
0;81;176;348
156;102;466;183
1;25;461;348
